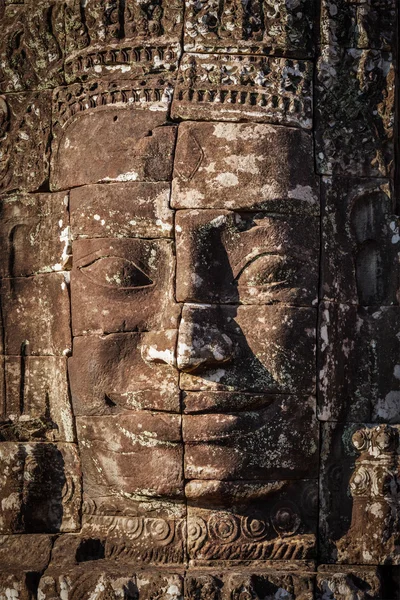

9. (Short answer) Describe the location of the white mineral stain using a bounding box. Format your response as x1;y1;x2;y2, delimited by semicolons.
59;578;69;600
191;273;203;287
1;492;20;511
105;64;131;73
204;161;216;173
223;153;259;174
212;122;274;141
318;405;332;421
118;425;174;448
204;369;226;382
144;346;176;366
4;586;20;600
101;171;138;182
209;215;227;227
156;218;173;233
166;584;181;599
184;189;205;205
368;502;384;519
372;391;400;422
288;184;317;204
260;182;282;199
87;578;106;600
274;588;293;599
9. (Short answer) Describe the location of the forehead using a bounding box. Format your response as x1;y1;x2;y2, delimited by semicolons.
172;121;319;213
50;91;319;220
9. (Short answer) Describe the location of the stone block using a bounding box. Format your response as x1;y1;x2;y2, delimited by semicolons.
320;423;400;564
0;191;70;277
318;303;400;422
51;80;177;190
71;238;179;334
321;177;399;305
64;0;183;83
0;355;74;442
38;565;184;599
0;442;81;533
172;121;319;214
100;516;187;566
0;92;51;194
76;413;183;501
175;210;319;305
1;273;71;356
0;533;53;599
69;332;179;415
0;533;53;572
38;566;137;600
315;46;395;177
171;54;313;129
178;304;316;395
76;415;187;565
316;565;382;599
320;0;396;50
183;0;315;57
183;394;318;480
185;569;315;600
70;182;173;239
0;1;65;92
186;479;317;564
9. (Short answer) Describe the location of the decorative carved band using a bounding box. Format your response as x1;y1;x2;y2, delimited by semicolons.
172;53;313;128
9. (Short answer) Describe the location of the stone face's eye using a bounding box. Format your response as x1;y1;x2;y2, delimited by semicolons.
236;255;294;288
80;256;153;289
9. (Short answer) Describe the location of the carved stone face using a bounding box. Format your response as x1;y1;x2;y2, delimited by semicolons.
49;84;322;564
0;0;398;591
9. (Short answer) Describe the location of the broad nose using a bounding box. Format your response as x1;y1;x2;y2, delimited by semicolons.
176;304;234;372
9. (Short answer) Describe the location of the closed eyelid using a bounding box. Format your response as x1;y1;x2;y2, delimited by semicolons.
78;256;154;289
232;251;285;280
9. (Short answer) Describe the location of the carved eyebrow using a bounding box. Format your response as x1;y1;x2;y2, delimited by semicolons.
75;249;149;275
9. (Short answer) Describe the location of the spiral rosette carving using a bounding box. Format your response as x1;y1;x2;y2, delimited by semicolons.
230;584;257;600
325;464;344;492
241;515;269;542
351;428;370;452
148;518;175;546
102;515;120;534
352;425;398;456
271;505;301;537
300;483;318;519
208;512;240;544
124;516;144;540
349;465;372;497
187;516;208;554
